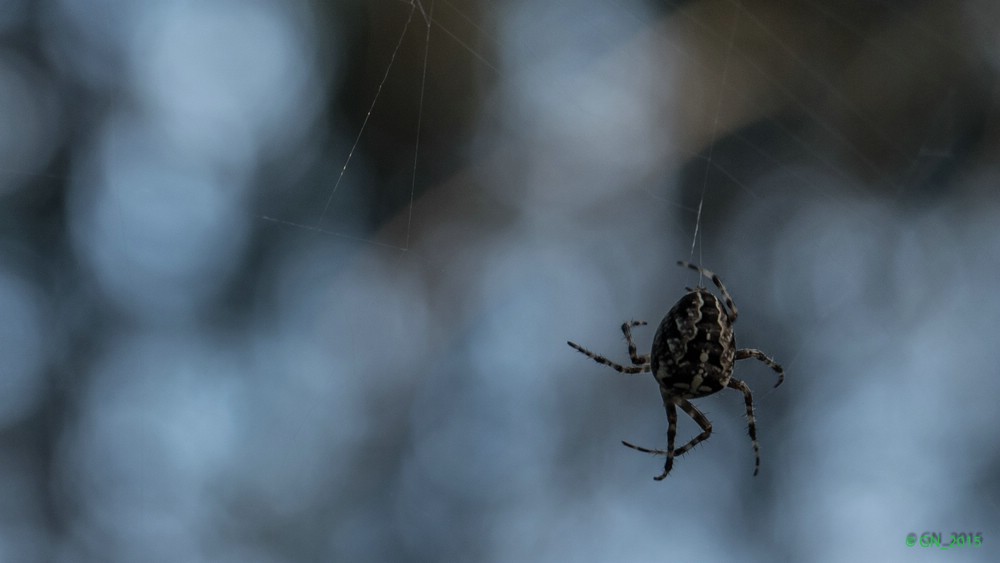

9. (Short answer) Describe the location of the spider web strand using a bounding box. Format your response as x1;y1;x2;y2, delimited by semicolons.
316;1;418;228
405;0;434;251
689;1;743;274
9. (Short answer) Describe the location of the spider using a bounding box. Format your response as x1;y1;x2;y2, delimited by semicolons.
567;261;785;480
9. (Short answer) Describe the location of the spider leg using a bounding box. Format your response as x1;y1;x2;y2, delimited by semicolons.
567;341;649;374
621;320;649;366
620;441;668;455
623;394;714;480
622;397;677;480
671;398;713;461
726;377;760;476
677;261;738;322
736;348;785;388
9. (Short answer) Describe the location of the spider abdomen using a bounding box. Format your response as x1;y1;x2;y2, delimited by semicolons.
651;290;736;398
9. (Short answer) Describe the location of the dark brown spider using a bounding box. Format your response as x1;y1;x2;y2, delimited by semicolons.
567;261;784;480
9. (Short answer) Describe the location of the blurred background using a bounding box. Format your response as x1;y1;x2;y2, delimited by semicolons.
1;0;999;560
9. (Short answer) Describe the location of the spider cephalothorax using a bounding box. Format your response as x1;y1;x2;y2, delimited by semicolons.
567;261;784;480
